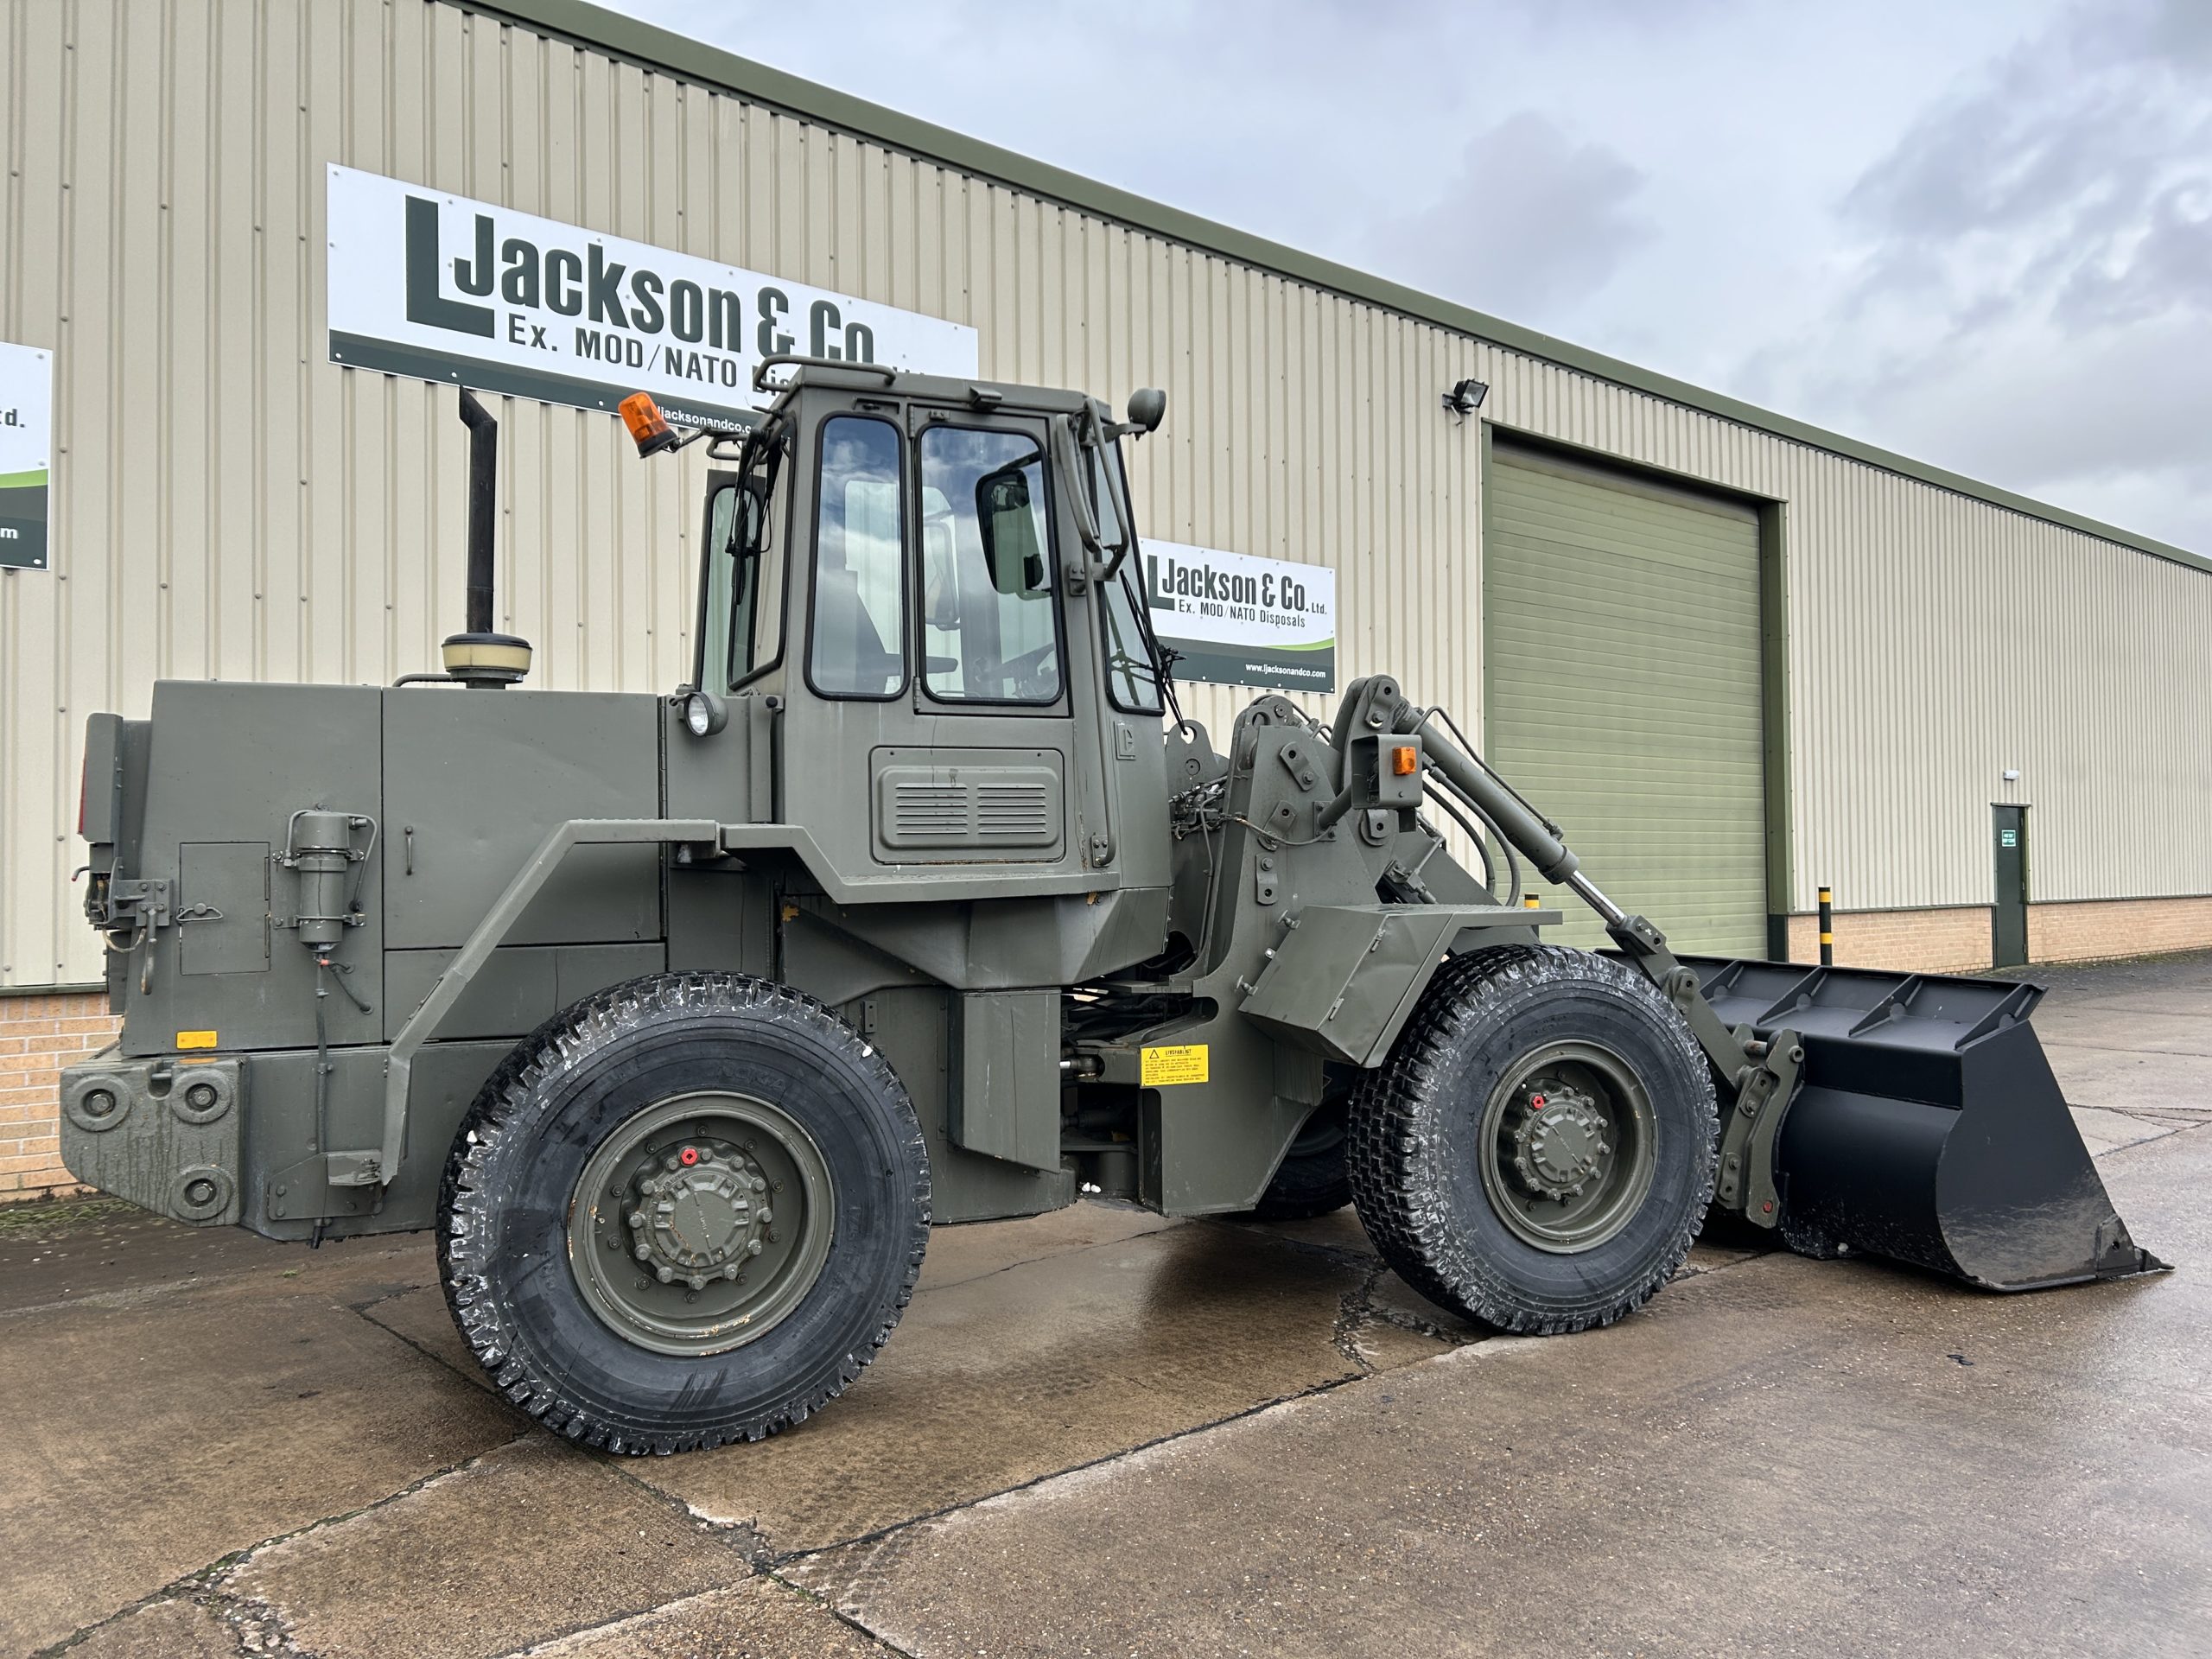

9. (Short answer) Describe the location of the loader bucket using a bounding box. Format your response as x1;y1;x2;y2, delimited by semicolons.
1683;958;2167;1291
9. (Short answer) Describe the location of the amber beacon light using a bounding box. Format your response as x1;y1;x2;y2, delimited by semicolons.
621;391;680;457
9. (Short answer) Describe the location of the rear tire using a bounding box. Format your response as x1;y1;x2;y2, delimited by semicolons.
1347;945;1716;1334
1244;1097;1353;1220
437;971;930;1454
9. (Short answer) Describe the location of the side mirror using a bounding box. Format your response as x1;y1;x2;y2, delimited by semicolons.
1126;388;1166;433
976;465;1046;595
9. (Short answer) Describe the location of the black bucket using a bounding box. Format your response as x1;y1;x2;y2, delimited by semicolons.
1683;958;2166;1291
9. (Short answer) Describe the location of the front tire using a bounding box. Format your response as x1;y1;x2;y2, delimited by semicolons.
438;972;930;1454
1347;945;1716;1334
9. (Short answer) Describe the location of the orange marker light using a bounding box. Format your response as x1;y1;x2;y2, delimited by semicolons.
1390;744;1419;777
620;391;679;457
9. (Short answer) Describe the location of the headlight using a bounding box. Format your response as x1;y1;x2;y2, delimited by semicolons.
682;690;728;737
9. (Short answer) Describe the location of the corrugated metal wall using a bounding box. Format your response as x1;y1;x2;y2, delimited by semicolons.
2;0;2206;990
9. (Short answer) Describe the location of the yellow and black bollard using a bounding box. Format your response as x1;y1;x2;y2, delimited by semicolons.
1818;885;1834;966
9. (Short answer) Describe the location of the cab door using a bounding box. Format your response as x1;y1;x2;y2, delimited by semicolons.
877;405;1094;866
779;395;1118;893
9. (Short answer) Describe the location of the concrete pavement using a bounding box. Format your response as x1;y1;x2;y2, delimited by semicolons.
3;950;2205;1658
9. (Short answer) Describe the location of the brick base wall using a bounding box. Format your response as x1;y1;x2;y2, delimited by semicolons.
1;991;118;1202
1784;906;1996;974
1785;894;2212;974
2028;894;2212;964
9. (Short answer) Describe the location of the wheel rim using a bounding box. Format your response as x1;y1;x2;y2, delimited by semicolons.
567;1091;836;1357
1474;1039;1656;1253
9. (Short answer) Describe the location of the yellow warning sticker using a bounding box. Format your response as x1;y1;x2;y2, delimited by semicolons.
176;1030;219;1051
1141;1044;1209;1086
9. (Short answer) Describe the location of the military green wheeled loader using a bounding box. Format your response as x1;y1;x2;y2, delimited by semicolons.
60;362;2160;1454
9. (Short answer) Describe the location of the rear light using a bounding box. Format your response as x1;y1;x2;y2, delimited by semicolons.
1390;744;1420;777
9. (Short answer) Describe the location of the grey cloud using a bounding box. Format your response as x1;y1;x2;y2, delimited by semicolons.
2058;181;2212;327
1370;113;1655;325
1732;0;2212;547
1838;0;2211;330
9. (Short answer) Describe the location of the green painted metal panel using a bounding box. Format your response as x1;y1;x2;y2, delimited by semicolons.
1487;444;1767;955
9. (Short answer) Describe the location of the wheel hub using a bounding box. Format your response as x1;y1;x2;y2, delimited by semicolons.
626;1144;772;1291
569;1091;835;1357
1508;1083;1612;1202
1476;1039;1658;1255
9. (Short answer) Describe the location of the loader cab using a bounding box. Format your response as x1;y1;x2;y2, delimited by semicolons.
679;367;1172;915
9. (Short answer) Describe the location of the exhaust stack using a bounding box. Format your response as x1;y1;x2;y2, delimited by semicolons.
441;389;532;688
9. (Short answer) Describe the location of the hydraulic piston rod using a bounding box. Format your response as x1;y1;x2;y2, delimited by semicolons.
1334;677;1584;885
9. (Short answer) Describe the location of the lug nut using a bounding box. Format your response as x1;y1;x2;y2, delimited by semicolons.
633;1244;652;1262
655;1265;675;1284
626;1210;645;1229
686;1273;706;1291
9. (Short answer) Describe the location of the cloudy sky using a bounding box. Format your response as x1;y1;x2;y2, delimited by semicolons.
607;0;2212;554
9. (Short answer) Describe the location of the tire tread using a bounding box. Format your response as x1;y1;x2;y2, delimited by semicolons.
1346;944;1717;1335
435;970;930;1455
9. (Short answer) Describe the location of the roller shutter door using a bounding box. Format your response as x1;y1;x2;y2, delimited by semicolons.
1486;442;1766;955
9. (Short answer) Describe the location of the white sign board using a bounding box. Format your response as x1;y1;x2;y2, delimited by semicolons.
1144;538;1335;691
0;340;53;571
326;165;979;429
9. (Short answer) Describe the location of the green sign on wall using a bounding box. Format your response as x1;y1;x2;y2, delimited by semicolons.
0;340;52;572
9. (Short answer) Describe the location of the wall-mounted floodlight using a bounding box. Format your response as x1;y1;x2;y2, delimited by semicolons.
1443;378;1488;419
2002;768;2021;782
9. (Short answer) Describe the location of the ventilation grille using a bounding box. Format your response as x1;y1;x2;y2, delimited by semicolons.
892;784;972;840
976;784;1052;838
875;759;1063;856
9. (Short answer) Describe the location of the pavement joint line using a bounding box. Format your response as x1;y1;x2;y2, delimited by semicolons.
26;1433;538;1659
908;1217;1185;1295
2071;1103;2209;1123
478;1574;918;1659
1671;1248;1777;1282
2101;1116;2212;1164
757;1569;922;1659
765;1346;1463;1573
339;1275;441;1315
594;1440;777;1566
1330;1258;1392;1370
2040;1036;2212;1057
1206;1216;1385;1272
350;1287;512;1394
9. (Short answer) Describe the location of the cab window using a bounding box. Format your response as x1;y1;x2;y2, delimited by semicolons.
809;415;907;698
1090;445;1162;714
918;425;1062;704
696;437;789;694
